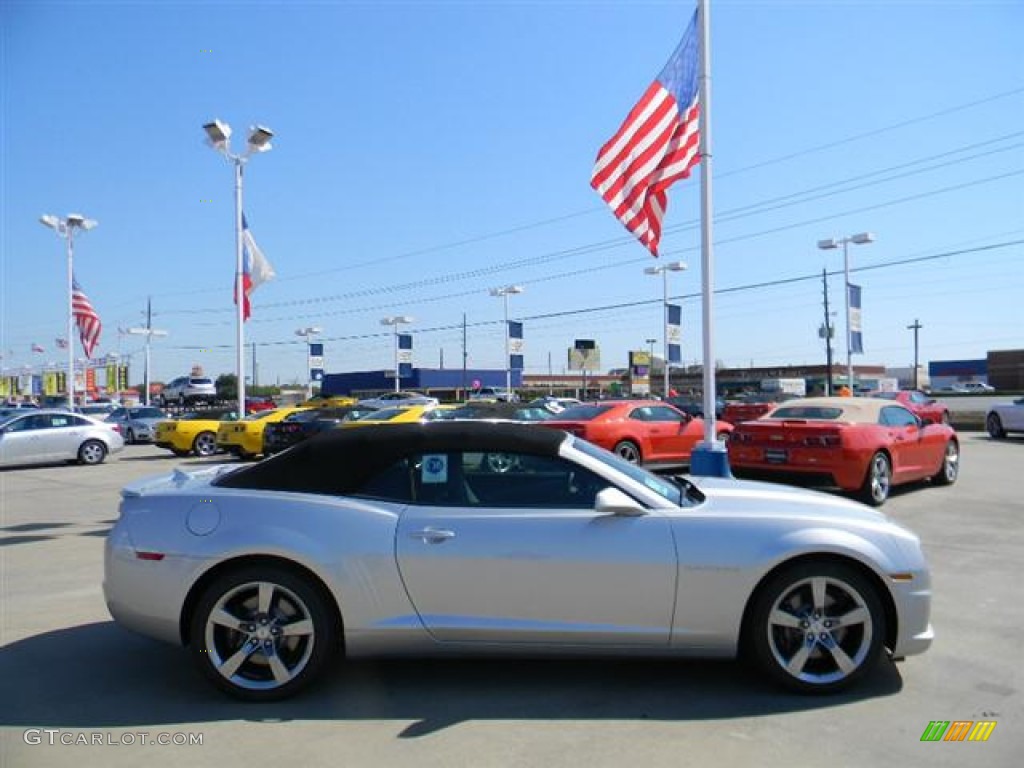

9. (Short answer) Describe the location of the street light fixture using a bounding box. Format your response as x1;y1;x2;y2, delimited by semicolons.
295;326;323;400
818;232;874;391
489;285;524;398
380;316;413;392
203;118;274;416
40;212;98;409
644;261;687;397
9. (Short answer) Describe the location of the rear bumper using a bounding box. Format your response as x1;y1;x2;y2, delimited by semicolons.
729;447;867;490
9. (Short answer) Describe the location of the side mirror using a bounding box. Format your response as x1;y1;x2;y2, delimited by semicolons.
595;487;648;517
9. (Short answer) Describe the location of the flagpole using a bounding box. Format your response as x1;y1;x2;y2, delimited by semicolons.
691;0;730;476
67;228;75;410
235;161;246;417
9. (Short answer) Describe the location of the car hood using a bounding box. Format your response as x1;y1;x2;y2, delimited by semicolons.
687;475;890;526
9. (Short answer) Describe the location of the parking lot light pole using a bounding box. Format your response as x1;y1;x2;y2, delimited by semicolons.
295;326;322;400
644;261;687;397
203;118;274;416
818;233;874;391
380;316;413;392
40;213;98;409
489;286;524;397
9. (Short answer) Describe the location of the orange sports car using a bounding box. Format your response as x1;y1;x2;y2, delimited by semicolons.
539;400;732;468
727;396;959;506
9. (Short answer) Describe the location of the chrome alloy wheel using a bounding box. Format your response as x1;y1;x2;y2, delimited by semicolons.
863;452;891;506
766;575;874;687
614;441;641;464
940;441;959;483
193;431;218;457
203;581;316;692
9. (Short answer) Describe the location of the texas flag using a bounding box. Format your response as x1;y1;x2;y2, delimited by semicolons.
235;214;276;321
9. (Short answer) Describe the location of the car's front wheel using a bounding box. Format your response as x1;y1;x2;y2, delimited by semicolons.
987;413;1006;439
858;451;891;506
189;566;338;701
125;428;136;445
747;562;886;694
78;439;108;466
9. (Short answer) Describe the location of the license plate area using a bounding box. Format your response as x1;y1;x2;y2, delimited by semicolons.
764;448;788;464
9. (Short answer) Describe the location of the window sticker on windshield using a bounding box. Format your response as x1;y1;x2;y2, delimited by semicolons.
421;454;448;484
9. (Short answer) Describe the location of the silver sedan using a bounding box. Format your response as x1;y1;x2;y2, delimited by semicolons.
104;421;932;701
0;409;124;467
105;405;169;444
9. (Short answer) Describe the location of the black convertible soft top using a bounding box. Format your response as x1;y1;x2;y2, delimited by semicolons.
214;421;568;494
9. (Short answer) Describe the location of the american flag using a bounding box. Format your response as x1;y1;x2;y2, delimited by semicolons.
590;10;701;257
72;277;102;358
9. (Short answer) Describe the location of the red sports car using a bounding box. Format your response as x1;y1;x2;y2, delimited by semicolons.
727;396;959;506
868;390;949;424
540;400;732;467
722;393;797;425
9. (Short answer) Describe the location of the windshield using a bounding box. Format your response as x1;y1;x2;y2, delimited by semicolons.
359;406;409;421
129;407;165;418
573;438;682;505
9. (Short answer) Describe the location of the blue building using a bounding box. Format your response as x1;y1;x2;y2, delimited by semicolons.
321;368;522;398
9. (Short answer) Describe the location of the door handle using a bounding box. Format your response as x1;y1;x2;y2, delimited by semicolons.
409;527;456;543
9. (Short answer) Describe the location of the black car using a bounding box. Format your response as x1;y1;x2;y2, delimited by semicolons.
263;407;377;455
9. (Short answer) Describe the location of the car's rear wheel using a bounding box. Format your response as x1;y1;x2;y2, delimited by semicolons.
932;440;959;486
78;439;107;466
613;440;641;464
858;452;891;506
193;431;218;457
747;562;885;694
189;566;338;701
986;413;1006;439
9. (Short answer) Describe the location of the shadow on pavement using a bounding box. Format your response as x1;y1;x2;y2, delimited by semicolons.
2;621;903;737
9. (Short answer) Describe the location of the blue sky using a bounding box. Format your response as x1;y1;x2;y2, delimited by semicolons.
2;0;1022;389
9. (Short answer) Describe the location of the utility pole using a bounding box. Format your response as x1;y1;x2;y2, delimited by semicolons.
907;319;923;389
251;341;257;390
461;313;467;400
820;269;835;396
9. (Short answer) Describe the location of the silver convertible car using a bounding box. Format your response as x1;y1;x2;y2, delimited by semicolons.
104;422;933;701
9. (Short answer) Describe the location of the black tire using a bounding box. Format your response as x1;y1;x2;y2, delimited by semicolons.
78;439;108;466
125;428;136;445
857;451;891;507
613;440;642;464
747;561;886;694
192;431;218;457
986;413;1006;439
171;448;191;457
932;440;959;486
178;395;186;408
189;565;339;701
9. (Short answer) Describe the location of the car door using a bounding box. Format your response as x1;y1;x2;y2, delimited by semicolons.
0;414;51;465
879;406;928;480
630;405;691;462
395;450;677;646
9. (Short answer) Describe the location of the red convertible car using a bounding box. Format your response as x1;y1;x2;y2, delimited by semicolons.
867;389;949;425
727;397;959;506
540;400;732;467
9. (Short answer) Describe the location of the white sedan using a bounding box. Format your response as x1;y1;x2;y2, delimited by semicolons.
0;409;124;467
987;397;1024;438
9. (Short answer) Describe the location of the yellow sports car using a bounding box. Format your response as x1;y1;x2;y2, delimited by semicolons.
154;408;240;458
216;406;311;459
302;395;358;408
341;404;454;428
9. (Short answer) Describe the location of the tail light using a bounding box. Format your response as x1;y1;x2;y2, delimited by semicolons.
802;434;841;447
111;424;123;435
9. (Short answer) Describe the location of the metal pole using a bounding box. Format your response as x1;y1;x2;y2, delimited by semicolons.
393;325;400;392
662;270;670;397
306;336;313;400
234;161;246;416
66;227;75;409
908;319;922;388
503;291;511;396
843;238;853;391
697;0;718;444
144;294;151;405
823;269;834;396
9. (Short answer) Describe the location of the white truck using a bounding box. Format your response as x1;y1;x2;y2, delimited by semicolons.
759;378;807;397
